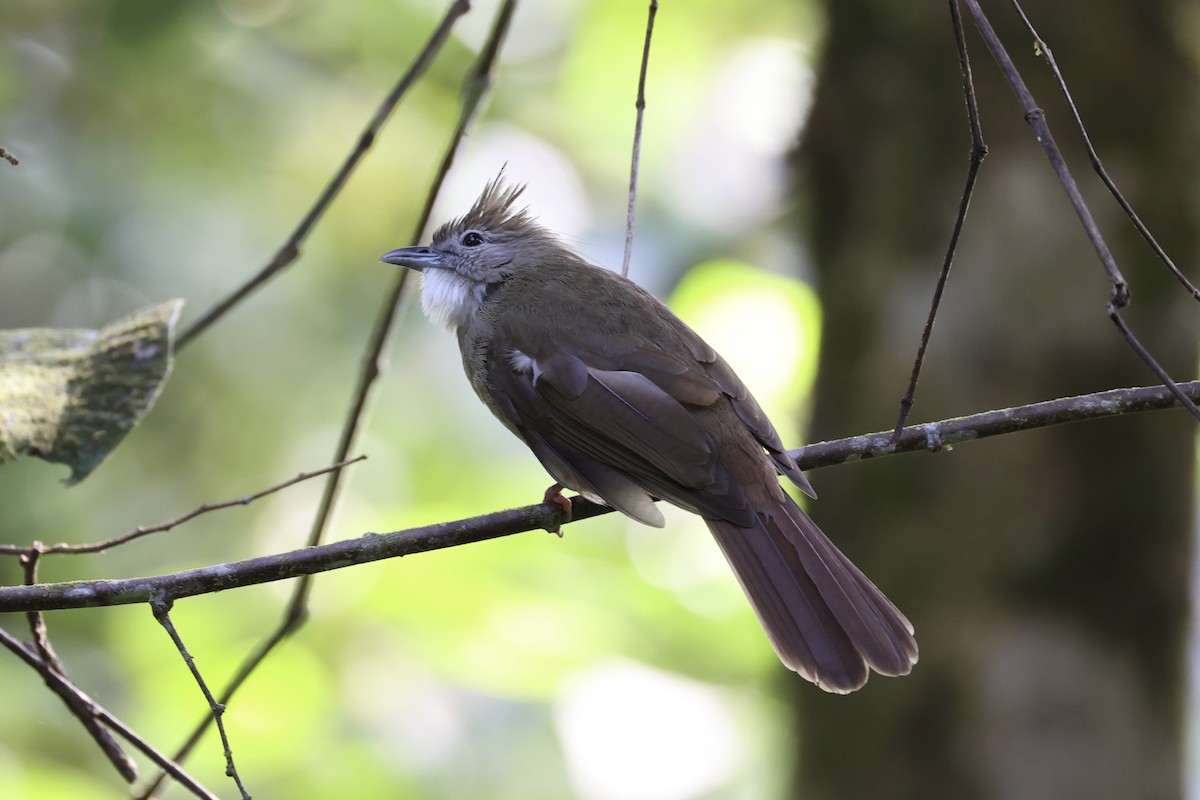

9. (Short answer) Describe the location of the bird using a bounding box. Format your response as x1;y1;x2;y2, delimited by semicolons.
380;174;917;692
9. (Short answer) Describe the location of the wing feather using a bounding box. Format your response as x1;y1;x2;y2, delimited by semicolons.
483;327;758;525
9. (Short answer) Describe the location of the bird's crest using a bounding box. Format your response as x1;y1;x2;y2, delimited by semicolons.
434;172;540;242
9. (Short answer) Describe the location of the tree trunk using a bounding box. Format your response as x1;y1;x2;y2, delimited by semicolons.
794;2;1197;797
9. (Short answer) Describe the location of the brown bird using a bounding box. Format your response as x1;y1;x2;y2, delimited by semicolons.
381;176;917;692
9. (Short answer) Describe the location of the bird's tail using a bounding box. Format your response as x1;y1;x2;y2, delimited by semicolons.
706;494;917;693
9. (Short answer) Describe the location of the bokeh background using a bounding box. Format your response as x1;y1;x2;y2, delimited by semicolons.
1;1;1198;798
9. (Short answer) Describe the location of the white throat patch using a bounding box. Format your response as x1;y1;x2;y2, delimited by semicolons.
420;269;487;331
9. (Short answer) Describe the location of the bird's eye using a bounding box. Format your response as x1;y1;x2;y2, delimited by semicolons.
462;232;484;247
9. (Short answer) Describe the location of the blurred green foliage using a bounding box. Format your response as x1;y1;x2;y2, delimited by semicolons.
0;1;823;797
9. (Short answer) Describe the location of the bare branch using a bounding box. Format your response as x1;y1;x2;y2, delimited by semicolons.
0;146;18;166
3;381;1197;616
0;500;579;614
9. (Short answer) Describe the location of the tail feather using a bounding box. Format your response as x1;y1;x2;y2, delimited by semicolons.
774;498;916;673
706;494;917;693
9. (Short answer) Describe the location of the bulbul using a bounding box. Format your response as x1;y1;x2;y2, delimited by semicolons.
381;176;917;692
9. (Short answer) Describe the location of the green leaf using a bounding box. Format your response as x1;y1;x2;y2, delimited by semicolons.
0;300;183;484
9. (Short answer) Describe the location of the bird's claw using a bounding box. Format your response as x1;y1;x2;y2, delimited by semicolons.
543;482;571;537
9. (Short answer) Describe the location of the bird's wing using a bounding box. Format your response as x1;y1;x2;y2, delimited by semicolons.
670;324;814;497
484;324;760;527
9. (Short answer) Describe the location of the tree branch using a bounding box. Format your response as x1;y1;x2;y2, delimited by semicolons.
2;380;1195;615
960;0;1200;422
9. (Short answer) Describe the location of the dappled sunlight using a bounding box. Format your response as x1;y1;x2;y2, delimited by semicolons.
670;40;814;232
555;661;744;800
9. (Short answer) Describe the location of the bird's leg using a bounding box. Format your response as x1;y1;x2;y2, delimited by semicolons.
542;482;571;537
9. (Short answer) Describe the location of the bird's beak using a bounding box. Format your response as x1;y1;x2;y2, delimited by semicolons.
379;246;445;271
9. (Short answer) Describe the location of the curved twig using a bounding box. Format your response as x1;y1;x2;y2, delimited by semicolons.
174;0;472;350
621;0;658;278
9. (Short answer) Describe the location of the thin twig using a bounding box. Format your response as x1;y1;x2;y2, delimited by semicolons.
0;456;365;556
22;550;61;676
5;380;1199;616
0;628;218;800
139;4;517;796
892;0;988;440
174;0;472;351
0;146;18;166
20;550;139;782
1007;0;1200;301
151;596;251;799
622;0;658;278
960;0;1200;423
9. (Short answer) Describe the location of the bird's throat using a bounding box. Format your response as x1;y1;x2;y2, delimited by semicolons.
420;269;488;331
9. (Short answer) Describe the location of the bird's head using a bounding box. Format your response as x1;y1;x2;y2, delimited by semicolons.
381;174;568;330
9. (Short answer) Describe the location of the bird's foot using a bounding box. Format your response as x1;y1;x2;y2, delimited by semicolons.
542;482;571;537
